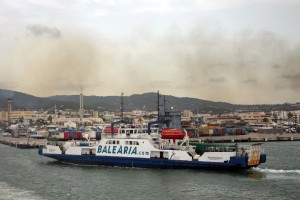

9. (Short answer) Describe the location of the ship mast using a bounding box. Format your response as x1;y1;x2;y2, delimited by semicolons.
111;93;125;139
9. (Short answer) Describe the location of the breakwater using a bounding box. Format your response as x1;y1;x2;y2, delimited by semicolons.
1;133;299;150
0;136;46;149
190;133;300;143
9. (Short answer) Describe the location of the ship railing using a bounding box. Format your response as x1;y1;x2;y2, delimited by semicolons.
187;147;196;156
205;146;236;152
187;146;200;159
118;126;159;135
179;129;190;149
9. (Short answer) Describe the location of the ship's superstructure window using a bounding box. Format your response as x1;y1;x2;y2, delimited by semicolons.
106;140;120;145
125;141;139;145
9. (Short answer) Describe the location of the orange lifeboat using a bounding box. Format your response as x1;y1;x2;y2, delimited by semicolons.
161;128;185;140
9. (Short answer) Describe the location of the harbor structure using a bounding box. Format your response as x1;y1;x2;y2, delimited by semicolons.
7;98;12;124
0;98;33;122
79;92;84;121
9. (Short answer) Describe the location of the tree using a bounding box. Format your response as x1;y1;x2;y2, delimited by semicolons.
19;116;24;123
47;115;53;123
273;114;278;123
36;118;47;126
287;112;294;119
262;118;269;123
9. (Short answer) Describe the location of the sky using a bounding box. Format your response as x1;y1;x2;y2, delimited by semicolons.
0;0;300;104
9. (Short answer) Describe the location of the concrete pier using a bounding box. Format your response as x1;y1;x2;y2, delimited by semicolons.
190;133;300;143
1;133;300;149
0;136;46;149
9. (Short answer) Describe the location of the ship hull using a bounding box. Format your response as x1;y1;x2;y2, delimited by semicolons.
39;148;263;170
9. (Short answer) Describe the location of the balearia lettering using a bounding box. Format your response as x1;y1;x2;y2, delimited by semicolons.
98;145;138;155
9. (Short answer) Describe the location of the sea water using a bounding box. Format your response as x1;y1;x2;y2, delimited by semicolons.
0;142;299;200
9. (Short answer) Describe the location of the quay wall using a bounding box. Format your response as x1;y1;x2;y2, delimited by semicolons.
0;136;46;148
1;133;300;149
189;133;300;143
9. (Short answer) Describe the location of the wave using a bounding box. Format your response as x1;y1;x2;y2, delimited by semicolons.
0;182;44;200
253;167;300;174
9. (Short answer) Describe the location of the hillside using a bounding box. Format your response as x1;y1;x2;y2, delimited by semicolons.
48;92;300;113
47;93;233;113
1;89;299;113
0;89;77;110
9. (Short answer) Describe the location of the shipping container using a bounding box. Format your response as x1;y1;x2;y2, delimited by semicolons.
236;128;242;135
69;130;75;139
104;127;119;135
201;128;209;135
64;132;70;140
213;128;218;135
217;128;223;135
181;121;191;127
75;131;82;139
228;128;236;135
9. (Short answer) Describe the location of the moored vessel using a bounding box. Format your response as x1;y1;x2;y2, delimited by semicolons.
38;92;266;170
39;125;266;170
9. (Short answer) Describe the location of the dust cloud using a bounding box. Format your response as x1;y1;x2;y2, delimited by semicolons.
1;24;299;104
7;25;116;96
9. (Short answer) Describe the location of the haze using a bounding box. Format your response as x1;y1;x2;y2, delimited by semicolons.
0;0;299;104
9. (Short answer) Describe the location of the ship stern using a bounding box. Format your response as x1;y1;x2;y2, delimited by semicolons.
260;154;267;164
38;147;44;155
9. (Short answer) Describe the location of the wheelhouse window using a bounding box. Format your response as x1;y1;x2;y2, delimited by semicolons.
106;140;120;145
125;141;139;145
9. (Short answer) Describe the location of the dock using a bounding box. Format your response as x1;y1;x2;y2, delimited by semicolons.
190;133;300;143
1;133;300;149
0;136;46;149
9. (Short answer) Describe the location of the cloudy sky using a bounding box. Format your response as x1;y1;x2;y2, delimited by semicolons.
0;0;299;104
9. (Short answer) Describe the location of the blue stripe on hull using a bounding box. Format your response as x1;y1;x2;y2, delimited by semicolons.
40;152;251;170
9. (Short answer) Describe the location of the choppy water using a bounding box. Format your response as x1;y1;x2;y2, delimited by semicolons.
0;142;300;200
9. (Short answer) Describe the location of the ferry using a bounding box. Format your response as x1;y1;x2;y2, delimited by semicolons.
38;124;266;170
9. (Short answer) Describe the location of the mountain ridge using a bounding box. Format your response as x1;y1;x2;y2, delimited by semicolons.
0;89;299;113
